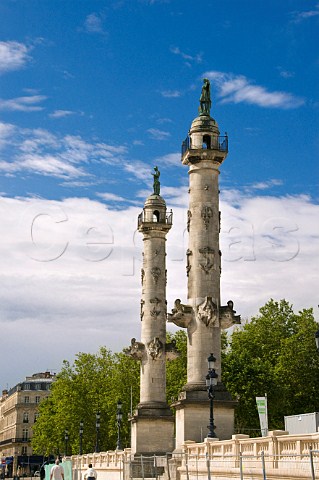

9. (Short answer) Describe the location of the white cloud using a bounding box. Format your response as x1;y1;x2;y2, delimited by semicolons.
161;90;182;98
204;71;305;109
156;118;173;124
170;46;203;65
97;192;126;202
0;41;31;74
154;152;181;167
291;4;319;22
19;154;87;178
84;12;107;34
0;191;318;389
249;179;284;191
0;122;16;148
123;160;152;181
0;95;47;112
219;191;319;319
0;122;127;179
49;110;76;118
277;68;295;79
147;128;171;140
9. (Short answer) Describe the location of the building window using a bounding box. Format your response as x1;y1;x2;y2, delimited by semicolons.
35;384;41;390
22;428;28;440
21;446;27;455
24;384;30;390
24;396;30;404
35;396;40;404
46;384;51;390
34;412;39;422
23;412;29;423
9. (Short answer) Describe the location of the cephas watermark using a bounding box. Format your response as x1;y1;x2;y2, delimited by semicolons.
24;206;300;267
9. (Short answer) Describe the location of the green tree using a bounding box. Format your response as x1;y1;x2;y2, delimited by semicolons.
166;330;187;403
32;347;140;455
274;307;319;415
32;331;188;455
222;299;319;434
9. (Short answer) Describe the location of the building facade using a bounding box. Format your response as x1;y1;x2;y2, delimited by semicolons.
0;372;55;476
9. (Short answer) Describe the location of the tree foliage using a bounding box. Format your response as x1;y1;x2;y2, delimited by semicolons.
32;300;319;453
222;299;319;434
32;331;187;456
166;330;187;402
32;347;140;455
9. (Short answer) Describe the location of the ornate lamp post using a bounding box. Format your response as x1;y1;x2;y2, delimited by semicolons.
206;353;218;438
79;420;84;455
64;430;69;456
315;329;319;352
95;412;100;453
116;400;123;450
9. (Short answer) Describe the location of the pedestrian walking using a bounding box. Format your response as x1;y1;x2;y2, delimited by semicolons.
50;460;64;480
84;464;97;480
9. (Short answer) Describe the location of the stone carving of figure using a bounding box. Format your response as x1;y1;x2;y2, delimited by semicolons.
219;300;241;329
199;78;212;116
124;338;145;360
167;299;193;328
152;166;161;195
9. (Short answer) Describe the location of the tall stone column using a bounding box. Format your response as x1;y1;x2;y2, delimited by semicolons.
169;80;240;449
125;168;176;455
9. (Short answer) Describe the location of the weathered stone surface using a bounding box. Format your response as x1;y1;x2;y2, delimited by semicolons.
130;189;174;455
173;88;240;448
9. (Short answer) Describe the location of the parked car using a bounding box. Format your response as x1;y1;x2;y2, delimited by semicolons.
34;472;40;477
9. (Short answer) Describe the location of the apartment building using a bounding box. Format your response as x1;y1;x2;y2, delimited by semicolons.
0;372;55;477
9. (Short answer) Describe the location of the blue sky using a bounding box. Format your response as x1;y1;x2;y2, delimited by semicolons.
0;0;318;389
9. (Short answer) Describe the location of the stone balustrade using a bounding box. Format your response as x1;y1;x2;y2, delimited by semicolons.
180;431;319;480
72;450;131;480
70;431;319;480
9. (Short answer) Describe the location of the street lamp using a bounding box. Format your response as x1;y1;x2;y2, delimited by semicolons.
64;430;69;456
315;329;319;352
95;412;101;453
116;400;123;450
79;420;84;455
206;353;218;438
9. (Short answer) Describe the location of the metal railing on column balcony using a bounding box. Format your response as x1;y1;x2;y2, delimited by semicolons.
181;134;228;158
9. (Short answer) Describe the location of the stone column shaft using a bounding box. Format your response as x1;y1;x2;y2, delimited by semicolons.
140;231;167;405
186;158;223;385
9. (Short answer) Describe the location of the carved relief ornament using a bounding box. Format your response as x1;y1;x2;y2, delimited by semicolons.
140;299;145;321
150;267;161;284
199;246;215;274
187;210;192;232
147;337;163;360
150;297;161;305
201;205;213;230
186;249;192;276
197;296;218;327
150;306;161;317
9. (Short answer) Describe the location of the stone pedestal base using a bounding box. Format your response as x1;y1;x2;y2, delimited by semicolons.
172;384;236;451
130;402;175;455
